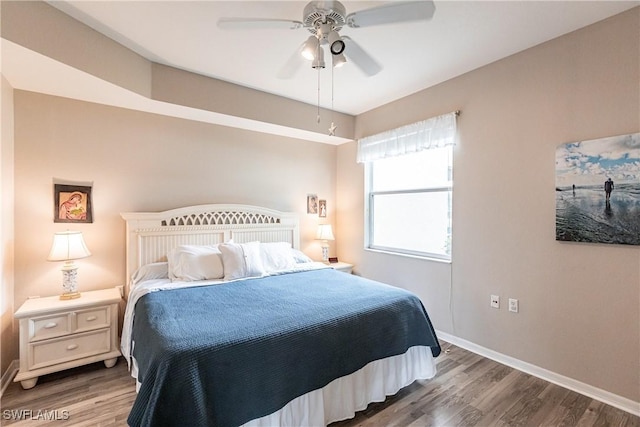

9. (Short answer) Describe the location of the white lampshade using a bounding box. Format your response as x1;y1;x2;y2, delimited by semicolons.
312;45;325;69
316;224;335;241
332;53;347;68
327;30;345;55
47;231;91;300
47;231;91;261
316;224;334;264
301;35;319;60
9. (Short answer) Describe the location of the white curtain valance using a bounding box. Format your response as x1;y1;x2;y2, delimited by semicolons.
356;112;458;163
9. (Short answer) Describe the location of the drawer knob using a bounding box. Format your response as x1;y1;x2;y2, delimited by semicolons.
85;316;98;322
66;344;79;351
44;322;57;329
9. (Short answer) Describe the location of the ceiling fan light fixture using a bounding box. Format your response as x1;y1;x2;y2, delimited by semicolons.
301;35;319;60
332;53;347;68
327;30;345;55
312;46;326;69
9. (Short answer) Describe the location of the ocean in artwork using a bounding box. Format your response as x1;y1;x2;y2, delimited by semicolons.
555;133;640;246
555;183;640;245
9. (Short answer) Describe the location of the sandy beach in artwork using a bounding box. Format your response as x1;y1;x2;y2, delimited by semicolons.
555;183;640;245
555;133;639;245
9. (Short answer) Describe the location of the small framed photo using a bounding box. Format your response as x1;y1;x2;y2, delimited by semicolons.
318;200;327;217
307;194;318;214
54;184;93;223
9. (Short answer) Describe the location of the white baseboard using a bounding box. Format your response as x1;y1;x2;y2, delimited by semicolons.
436;330;640;417
0;359;19;398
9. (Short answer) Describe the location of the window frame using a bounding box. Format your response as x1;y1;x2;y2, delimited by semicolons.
364;148;453;262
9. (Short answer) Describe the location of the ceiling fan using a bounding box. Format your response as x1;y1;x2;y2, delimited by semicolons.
218;1;436;78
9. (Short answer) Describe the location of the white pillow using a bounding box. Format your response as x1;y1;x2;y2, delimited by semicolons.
168;244;224;282
291;248;313;264
260;242;297;273
219;241;266;280
131;262;169;286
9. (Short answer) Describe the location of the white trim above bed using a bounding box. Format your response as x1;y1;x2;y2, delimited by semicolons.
121;204;300;287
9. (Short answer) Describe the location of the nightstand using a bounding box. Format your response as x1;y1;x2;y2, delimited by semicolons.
14;288;122;390
330;262;353;274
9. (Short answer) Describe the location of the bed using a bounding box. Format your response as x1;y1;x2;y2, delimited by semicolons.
120;204;441;427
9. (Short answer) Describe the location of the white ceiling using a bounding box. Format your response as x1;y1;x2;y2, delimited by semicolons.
45;0;638;117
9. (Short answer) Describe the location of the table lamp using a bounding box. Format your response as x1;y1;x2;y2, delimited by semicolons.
316;224;335;263
47;231;91;300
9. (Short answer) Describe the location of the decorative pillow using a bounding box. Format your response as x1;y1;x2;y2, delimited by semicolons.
260;242;297;273
291;248;313;264
131;262;169;286
167;244;224;282
219;241;266;280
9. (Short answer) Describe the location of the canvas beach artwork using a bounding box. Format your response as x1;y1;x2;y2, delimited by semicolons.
555;133;640;245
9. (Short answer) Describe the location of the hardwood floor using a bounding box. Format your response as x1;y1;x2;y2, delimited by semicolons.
2;342;638;426
330;345;639;427
1;359;136;426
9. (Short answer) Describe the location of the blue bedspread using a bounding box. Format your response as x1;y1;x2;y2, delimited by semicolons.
128;268;440;427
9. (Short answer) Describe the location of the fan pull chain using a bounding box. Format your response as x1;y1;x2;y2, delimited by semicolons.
316;40;321;124
317;65;321;124
329;60;336;136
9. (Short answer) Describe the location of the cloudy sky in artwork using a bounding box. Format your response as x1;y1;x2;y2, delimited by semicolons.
555;133;640;188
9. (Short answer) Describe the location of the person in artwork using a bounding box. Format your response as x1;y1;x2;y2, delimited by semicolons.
604;177;614;201
59;192;87;220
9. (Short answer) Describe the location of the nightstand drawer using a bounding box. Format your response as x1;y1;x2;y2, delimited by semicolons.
29;328;111;371
15;288;122;389
75;307;110;332
30;313;72;342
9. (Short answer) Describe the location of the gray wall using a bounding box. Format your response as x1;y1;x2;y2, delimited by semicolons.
12;92;337;308
2;0;638;409
1;75;16;376
337;8;640;402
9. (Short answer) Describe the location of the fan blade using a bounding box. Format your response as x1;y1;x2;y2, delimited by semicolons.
342;36;382;76
217;18;304;30
277;43;306;79
346;1;435;28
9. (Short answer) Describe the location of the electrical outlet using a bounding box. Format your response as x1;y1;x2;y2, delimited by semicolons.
509;298;519;313
490;295;500;309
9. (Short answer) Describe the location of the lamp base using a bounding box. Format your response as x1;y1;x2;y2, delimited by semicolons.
321;245;330;264
59;292;81;300
60;263;81;300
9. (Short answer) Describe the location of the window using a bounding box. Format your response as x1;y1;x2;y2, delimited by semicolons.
365;147;452;260
358;113;457;261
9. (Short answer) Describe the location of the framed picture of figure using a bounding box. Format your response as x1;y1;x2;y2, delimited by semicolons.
318;200;327;217
54;183;93;223
307;194;318;214
555;133;639;245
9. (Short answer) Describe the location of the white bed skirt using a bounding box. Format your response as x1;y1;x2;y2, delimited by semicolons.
243;345;437;427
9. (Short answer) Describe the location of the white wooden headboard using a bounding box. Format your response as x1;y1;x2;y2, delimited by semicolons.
121;204;300;284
